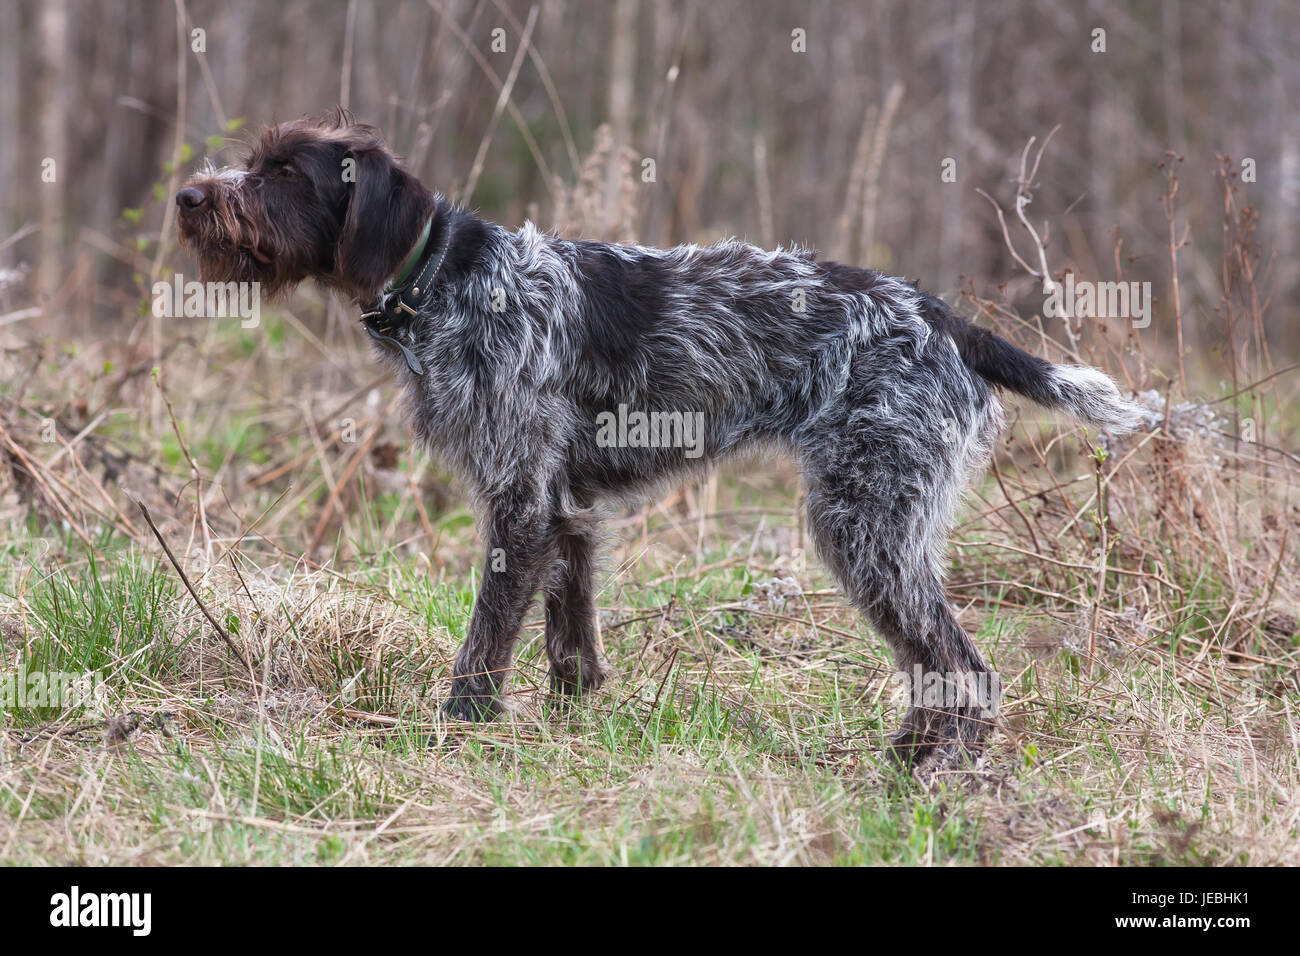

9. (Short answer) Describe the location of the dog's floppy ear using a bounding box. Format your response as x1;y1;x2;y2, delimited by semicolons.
335;140;432;301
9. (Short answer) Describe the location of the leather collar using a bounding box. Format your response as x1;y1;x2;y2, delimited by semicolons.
358;216;450;375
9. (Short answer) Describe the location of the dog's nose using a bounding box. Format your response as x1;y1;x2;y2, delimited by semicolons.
176;186;206;211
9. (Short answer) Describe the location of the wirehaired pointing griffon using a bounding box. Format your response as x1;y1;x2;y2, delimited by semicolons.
177;111;1143;768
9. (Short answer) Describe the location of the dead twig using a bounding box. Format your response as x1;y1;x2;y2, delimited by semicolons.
135;496;257;685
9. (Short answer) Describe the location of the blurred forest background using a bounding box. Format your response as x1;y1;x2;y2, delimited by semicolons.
2;2;1299;866
1;0;1298;360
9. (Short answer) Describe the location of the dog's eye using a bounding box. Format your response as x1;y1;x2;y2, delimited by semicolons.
277;163;301;180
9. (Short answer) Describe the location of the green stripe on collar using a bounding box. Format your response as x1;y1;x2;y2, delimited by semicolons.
391;217;433;287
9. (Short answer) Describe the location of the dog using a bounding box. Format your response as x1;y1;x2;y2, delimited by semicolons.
177;110;1143;767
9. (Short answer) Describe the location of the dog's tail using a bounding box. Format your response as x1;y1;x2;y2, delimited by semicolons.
958;323;1144;432
920;294;1144;433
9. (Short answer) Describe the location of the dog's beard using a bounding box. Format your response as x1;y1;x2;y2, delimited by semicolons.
177;186;308;298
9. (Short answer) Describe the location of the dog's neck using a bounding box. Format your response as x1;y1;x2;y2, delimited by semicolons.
357;207;455;376
388;213;452;299
390;216;434;287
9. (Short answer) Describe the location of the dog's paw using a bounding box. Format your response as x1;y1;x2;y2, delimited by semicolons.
917;739;986;777
548;657;611;698
885;706;992;772
885;724;937;769
442;677;503;722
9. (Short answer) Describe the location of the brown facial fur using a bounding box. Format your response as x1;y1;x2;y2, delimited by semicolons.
176;108;435;302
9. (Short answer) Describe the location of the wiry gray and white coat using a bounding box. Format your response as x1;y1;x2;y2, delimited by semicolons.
177;112;1143;766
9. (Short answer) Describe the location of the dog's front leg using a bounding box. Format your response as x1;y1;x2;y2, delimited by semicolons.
444;492;551;721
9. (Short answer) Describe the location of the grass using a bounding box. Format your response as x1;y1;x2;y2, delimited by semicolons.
1;480;1294;864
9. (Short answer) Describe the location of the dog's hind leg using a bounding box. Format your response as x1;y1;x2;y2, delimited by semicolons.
800;398;1001;768
804;472;997;767
543;511;610;697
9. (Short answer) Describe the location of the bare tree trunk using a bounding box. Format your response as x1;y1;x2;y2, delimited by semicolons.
1161;0;1185;151
1263;0;1298;351
1087;0;1115;264
939;1;974;291
605;0;637;236
38;0;69;302
0;0;19;250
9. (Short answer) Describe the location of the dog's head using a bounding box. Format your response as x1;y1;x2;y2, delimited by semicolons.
176;109;435;302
